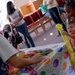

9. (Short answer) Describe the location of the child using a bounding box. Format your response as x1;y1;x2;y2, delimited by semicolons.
12;27;24;50
3;24;12;42
62;21;75;51
3;24;24;49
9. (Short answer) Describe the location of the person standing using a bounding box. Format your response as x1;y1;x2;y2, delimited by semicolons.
43;0;67;36
7;1;35;48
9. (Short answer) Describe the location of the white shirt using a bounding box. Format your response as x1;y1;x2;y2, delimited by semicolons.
0;34;18;62
8;9;25;27
43;0;58;9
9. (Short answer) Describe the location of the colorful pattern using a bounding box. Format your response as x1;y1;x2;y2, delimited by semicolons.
20;43;75;75
37;45;75;75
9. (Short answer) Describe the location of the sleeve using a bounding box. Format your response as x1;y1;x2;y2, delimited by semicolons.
0;34;18;62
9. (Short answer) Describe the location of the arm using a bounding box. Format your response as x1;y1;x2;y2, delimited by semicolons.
46;0;53;5
7;53;43;68
43;0;48;6
0;34;42;68
43;0;53;6
66;13;72;22
62;30;74;37
7;16;11;22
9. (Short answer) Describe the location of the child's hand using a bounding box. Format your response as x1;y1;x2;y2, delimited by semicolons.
31;53;43;64
62;30;68;35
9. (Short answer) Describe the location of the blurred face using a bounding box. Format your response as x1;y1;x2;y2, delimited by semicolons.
65;5;75;17
65;5;71;13
64;5;72;16
68;23;75;34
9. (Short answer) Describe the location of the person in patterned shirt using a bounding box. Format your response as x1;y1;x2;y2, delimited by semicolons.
0;34;43;75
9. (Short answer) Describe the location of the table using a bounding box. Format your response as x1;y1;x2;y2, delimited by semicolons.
20;42;75;75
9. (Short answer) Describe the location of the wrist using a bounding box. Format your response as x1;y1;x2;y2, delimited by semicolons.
27;58;34;65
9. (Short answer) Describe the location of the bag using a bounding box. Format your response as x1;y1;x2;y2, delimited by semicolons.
0;58;9;75
15;33;23;44
11;32;23;48
40;4;47;14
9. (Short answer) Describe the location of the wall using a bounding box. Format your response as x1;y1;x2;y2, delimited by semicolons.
13;0;42;16
20;2;36;16
13;0;30;8
33;0;42;9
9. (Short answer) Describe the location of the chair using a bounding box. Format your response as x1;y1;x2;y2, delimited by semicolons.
24;15;33;25
30;11;40;22
56;0;63;6
30;11;46;32
23;15;38;36
37;8;52;27
37;8;44;17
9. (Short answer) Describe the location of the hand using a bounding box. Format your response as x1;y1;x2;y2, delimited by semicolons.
62;30;68;35
31;53;43;64
10;23;15;28
66;13;72;21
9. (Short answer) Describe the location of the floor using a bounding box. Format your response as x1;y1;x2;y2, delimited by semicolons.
20;21;64;49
